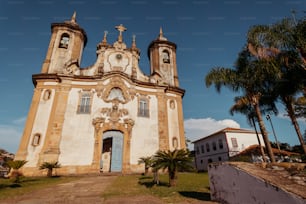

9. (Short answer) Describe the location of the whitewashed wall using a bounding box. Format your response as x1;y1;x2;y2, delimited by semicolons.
59;88;95;165
26;89;54;167
208;163;305;204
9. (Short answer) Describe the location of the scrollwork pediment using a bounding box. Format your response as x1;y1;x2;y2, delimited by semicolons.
99;77;132;104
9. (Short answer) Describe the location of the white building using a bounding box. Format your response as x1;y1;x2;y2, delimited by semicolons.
15;13;186;176
193;127;264;171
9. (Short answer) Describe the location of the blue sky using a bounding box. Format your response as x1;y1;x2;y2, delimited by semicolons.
0;0;305;153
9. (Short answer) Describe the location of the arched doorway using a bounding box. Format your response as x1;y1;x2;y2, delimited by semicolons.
101;130;123;172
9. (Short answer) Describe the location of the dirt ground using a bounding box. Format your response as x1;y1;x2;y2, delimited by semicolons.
0;175;218;204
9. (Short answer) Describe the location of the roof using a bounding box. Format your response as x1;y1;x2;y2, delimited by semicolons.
234;144;300;156
193;127;259;143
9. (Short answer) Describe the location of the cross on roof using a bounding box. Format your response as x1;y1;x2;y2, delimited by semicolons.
115;24;127;36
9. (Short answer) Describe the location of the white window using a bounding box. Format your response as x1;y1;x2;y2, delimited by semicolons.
77;92;91;114
231;138;238;148
138;98;149;117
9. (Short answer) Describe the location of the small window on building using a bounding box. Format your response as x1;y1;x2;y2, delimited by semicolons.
172;137;178;149
208;158;213;163
59;33;70;49
218;139;223;149
138;98;149;117
196;146;200;155
32;133;41;146
43;89;51;101
77;92;92;114
200;159;203;164
162;50;170;63
212;142;217;151
201;145;205;153
218;157;222;161
206;143;210;152
231;138;238;148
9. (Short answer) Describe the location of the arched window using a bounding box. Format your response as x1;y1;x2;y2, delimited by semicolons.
32;133;41;146
59;33;70;48
162;50;170;63
43;89;51;101
107;87;124;102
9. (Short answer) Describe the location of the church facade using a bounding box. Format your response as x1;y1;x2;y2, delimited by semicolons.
15;13;186;176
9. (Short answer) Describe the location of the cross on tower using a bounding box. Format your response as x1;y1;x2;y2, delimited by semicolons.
115;24;127;42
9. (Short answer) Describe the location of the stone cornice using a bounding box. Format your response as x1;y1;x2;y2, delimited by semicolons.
32;72;185;97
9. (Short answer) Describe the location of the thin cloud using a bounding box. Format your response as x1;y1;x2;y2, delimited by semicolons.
0;124;22;153
12;116;26;125
184;117;240;143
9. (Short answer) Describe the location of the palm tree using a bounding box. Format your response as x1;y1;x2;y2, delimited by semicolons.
39;161;61;177
153;149;193;187
138;156;153;176
7;160;27;183
229;96;274;162
247;18;306;154
206;49;278;162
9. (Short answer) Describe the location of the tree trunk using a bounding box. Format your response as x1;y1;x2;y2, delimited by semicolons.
153;170;159;185
251;117;267;162
169;171;177;187
47;168;53;177
284;98;306;154
144;167;149;176
253;102;275;162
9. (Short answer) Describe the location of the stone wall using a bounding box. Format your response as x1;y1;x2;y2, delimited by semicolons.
208;162;306;204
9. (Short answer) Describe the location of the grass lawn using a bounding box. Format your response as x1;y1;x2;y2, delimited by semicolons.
103;172;211;203
0;176;78;200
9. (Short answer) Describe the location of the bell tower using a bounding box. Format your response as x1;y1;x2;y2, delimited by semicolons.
148;28;179;87
40;12;87;74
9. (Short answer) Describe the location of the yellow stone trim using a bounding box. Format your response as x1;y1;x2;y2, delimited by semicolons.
157;92;169;150
39;83;71;164
15;87;43;160
92;116;134;173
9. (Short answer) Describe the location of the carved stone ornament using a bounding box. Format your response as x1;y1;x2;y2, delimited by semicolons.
101;103;129;123
100;77;133;104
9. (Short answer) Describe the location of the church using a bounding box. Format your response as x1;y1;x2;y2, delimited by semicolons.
15;13;186;176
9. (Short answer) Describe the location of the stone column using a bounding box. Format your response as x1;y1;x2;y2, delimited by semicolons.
157;92;169;150
92;117;104;169
122;119;134;173
39;82;71;163
177;96;186;149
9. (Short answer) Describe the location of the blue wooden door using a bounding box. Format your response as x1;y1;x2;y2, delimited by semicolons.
111;133;123;172
103;131;123;172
